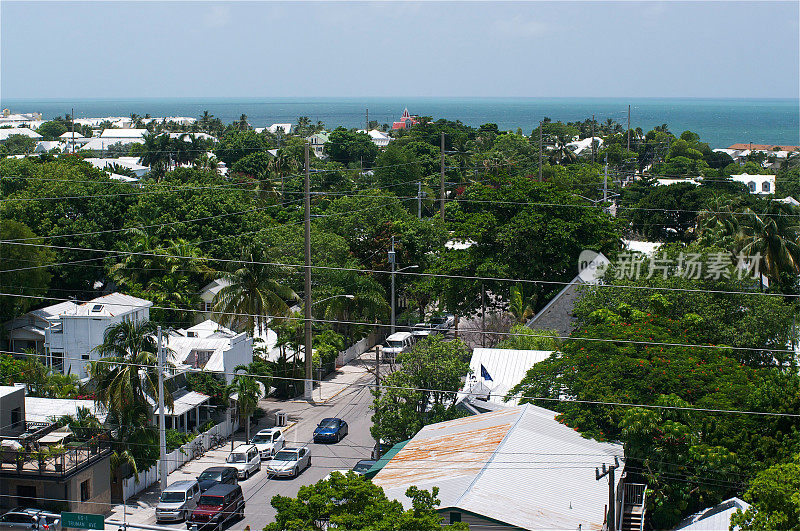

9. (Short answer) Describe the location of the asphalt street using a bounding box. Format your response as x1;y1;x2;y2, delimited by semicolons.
116;365;379;531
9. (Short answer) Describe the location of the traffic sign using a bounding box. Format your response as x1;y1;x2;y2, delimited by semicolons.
61;512;104;530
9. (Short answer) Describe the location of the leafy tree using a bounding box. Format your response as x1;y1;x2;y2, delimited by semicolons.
231;150;273;178
736;201;800;292
373;142;424;199
496;324;559;350
371;336;470;445
215;130;270;167
0;220;54;323
37;120;68;140
186;372;228;406
265;472;467;531
730;454;800;530
326;128;379;167
0;134;37;155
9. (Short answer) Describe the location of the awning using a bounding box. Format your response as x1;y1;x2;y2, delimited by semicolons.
38;426;73;444
363;440;410;479
168;391;211;417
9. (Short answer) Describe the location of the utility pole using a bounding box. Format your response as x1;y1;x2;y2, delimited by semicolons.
417;182;422;219
538;121;543;182
591;114;595;165
440;132;445;221
70;107;75;154
627;104;631;154
366;108;369;132
389;237;396;334
481;284;486;348
374;345;381;453
596;458;620;531
157;326;167;492
303;143;313;401
604;153;609;205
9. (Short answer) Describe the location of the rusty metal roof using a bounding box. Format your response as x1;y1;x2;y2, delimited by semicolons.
372;404;623;530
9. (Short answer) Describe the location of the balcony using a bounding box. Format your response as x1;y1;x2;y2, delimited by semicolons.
0;423;112;480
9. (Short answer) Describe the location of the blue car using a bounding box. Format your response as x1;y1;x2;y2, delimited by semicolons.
313;418;349;443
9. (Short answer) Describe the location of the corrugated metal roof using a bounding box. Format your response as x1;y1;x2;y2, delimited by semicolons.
460;348;553;406
363;439;410;479
69;292;151;317
25;396;108;424
373;404;622;531
673;497;750;531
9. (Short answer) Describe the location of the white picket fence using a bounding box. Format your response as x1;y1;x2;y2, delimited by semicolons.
122;419;235;501
336;329;386;366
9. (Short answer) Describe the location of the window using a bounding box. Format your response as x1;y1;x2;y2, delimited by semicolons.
762;181;771;193
204;302;214;312
82;354;90;360
449;512;461;524
81;479;91;502
748;181;756;192
193;350;214;368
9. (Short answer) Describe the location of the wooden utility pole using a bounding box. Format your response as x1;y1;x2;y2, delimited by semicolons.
417;182;422;219
440;132;445;221
303;143;313;400
596;459;620;531
538;121;543;181
591;114;595;164
366;108;369;132
481;284;486;348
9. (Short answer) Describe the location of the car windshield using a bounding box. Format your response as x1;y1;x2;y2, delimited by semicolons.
430;317;445;324
353;461;375;473
198;495;224;507
251;434;270;444
387;340;403;348
198;471;222;481
160;491;186;503
226;453;246;463
272;450;298;461
319;419;339;428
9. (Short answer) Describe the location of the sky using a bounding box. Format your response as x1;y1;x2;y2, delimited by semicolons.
1;1;798;99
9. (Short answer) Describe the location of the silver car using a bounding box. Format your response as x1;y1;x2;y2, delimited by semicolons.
265;447;311;478
156;480;201;523
0;509;61;531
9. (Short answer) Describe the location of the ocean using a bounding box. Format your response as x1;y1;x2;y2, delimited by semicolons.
1;97;798;149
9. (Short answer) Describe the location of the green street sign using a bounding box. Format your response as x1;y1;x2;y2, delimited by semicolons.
61;512;105;530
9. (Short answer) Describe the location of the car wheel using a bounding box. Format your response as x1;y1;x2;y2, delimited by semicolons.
336;432;341;443
293;466;298;477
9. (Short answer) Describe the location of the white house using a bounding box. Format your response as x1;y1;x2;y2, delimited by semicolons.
60;131;91;148
34;141;66;153
731;173;775;195
4;301;78;356
0;128;42;142
166;320;253;384
372;405;625;530
567;136;603;156
168;132;218;143
673;497;750;531
307;132;330;158
43;293;152;378
266;123;292;135
198;278;231;320
357;129;392;147
83;157;150;177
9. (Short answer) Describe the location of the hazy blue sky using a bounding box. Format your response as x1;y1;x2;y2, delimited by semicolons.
2;1;798;99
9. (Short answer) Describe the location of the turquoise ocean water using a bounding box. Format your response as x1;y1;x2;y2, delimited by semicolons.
1;97;797;149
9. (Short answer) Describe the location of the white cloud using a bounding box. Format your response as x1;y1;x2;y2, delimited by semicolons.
203;5;231;28
491;15;549;38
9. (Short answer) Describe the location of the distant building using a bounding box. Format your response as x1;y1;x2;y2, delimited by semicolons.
372;405;627;530
0;128;42;142
731;173;775;195
357;129;392;147
266;124;293;135
0;110;43;128
673;497;750;531
392;108;418;130
83;156;150;177
34;141;66;153
567;136;603;156
307;132;330;158
167;320;254;384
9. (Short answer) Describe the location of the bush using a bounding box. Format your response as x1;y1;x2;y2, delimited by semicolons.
200;420;216;433
186;372;227;406
165;429;194;453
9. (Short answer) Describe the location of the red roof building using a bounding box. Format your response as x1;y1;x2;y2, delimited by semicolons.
392;108;419;130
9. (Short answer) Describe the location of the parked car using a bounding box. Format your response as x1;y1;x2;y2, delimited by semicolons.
313;418;349;443
265;447;311;478
156;480;201;523
197;466;239;492
429;314;455;331
225;444;261;479
186;483;244;531
352;459;377;475
0;509;61;531
250;427;285;459
411;322;436;340
371;439;391;460
382;331;414;359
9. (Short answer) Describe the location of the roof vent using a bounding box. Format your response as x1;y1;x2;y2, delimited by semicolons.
92;304;103;312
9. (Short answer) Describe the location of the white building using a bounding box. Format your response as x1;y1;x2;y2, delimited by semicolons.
34;141;66;153
673;497;750;531
83;157;150;177
43;293;152;378
266;123;292;135
372;405;625;530
0;128;42;142
307;132;329;158
357;129;392;147
0;110;43;128
168;132;218;143
459;347;553;409
731;173;775;195
567;136;603;156
166;320;253;384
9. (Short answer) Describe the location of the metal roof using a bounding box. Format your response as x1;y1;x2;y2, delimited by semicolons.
373;404;623;530
460;348;553;406
24;396;109;424
673;497;750;531
363;440;410;479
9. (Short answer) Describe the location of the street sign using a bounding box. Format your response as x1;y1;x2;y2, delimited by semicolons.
61;512;105;530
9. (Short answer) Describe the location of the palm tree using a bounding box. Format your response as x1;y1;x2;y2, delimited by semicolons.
194;153;219;175
139;133;171;179
549;135;578;165
213;247;299;336
269;149;300;201
508;283;534;323
88;320;173;416
238;114;249;131
226;365;263;443
696;195;739;249
737;202;800;287
109;228;163;288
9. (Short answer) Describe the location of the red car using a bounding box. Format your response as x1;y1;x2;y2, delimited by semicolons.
186;483;244;531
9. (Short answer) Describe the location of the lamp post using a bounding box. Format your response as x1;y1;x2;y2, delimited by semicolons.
389;237;419;334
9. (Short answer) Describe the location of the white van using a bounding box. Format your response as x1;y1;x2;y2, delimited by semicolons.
225;444;261;479
383;332;414;359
